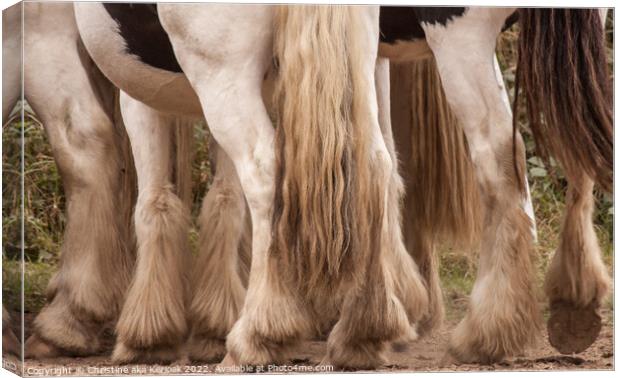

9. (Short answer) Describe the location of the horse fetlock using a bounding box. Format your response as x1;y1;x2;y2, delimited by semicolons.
24;334;63;359
116;293;187;351
116;281;188;353
545;247;611;308
188;269;246;339
115;184;190;355
416;283;444;337
386;246;430;329
449;302;539;364
2;328;20;356
225;320;292;366
226;296;310;365
325;338;387;370
325;291;413;369
449;201;539;363
544;238;609;355
187;335;227;363
187;286;242;363
31;298;104;356
112;341;181;365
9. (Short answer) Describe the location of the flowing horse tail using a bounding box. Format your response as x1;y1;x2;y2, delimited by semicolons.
392;57;481;248
171;120;194;209
271;6;381;293
516;9;612;192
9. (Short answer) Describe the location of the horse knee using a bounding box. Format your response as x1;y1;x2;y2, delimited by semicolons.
47;114;121;188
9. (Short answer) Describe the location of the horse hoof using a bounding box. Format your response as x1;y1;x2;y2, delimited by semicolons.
391;341;409;353
24;334;62;359
187;337;226;362
112;341;180;365
216;353;239;370
3;328;20;356
547;300;602;355
439;352;460;367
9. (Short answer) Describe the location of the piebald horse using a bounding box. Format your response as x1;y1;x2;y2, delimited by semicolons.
75;4;429;368
75;3;613;367
5;3;611;369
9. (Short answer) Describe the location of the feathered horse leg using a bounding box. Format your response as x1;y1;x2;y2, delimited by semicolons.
537;9;612;356
422;8;539;363
375;58;429;344
187;142;250;362
545;170;610;354
161;5;311;366
22;2;136;358
112;92;191;364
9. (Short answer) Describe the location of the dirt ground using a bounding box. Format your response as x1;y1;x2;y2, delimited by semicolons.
2;308;613;376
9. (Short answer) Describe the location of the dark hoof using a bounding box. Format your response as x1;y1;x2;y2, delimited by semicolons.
547;300;601;355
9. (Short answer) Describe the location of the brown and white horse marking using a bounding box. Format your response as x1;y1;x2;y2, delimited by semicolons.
5;3;612;369
379;6;611;362
75;3;426;368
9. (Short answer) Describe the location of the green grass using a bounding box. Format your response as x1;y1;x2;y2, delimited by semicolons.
3;115;66;265
2;259;54;313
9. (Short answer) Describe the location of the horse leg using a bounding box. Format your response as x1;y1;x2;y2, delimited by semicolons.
112;91;190;364
2;3;21;123
375;57;430;342
25;97;134;358
423;8;539;363
188;143;249;362
545;169;610;354
2;306;20;356
161;5;312;365
324;51;417;369
2;4;23;357
388;59;460;336
207;78;311;364
22;3;135;357
544;8;611;355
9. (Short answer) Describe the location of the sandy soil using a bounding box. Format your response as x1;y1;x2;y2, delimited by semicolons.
2;309;613;376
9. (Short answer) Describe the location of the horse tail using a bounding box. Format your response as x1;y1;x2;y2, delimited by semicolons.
271;6;376;293
391;57;481;247
171;119;194;209
516;9;612;192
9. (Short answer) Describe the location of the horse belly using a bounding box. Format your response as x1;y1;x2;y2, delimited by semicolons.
378;40;432;62
378;6;468;63
74;2;202;117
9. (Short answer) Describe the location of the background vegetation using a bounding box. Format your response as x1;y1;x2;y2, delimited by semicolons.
2;14;614;316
